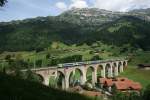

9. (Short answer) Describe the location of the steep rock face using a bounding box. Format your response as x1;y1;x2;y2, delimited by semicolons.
129;8;150;21
58;8;150;26
58;8;124;26
130;8;150;15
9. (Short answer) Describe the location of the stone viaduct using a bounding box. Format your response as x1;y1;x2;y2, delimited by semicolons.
31;59;128;89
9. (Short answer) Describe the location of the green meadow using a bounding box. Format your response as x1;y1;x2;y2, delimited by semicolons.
120;65;150;88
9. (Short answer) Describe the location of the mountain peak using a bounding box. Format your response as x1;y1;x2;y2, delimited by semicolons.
58;8;150;26
61;8;115;16
58;8;124;26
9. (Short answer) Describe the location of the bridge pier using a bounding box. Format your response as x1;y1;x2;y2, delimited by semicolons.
120;63;124;72
65;75;69;89
114;65;119;76
89;67;97;86
81;70;87;85
108;64;113;78
62;78;66;89
121;67;124;72
44;76;50;86
93;67;97;84
107;67;111;78
101;65;106;78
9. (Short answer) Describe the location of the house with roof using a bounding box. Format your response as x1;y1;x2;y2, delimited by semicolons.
138;64;150;70
98;77;142;93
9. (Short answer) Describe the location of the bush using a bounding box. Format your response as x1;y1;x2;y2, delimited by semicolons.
89;51;93;54
35;47;44;53
5;55;11;60
35;59;42;67
143;85;150;100
46;53;51;59
91;55;102;61
8;59;29;70
50;58;59;66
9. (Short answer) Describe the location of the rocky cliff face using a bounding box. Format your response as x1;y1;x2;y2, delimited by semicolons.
58;8;150;26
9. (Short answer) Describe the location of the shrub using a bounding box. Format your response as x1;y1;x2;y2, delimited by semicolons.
5;54;11;60
91;55;102;60
36;59;42;67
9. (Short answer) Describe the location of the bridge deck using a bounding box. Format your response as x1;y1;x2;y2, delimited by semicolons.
21;59;127;71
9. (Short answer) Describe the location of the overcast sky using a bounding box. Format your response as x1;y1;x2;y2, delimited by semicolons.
0;0;150;22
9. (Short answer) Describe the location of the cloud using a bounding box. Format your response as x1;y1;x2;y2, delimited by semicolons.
55;2;67;10
1;0;150;22
69;0;88;8
93;0;150;12
55;0;150;12
55;0;89;11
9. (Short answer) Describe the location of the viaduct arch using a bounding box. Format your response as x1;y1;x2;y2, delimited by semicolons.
32;59;128;90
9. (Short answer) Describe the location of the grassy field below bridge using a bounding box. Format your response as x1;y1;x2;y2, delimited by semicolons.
120;65;150;88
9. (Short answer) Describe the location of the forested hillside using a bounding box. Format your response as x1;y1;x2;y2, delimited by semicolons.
93;16;150;50
0;8;150;52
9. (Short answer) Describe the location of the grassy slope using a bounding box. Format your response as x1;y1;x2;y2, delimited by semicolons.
120;51;150;88
0;72;91;100
130;51;150;65
120;66;150;88
0;42;123;69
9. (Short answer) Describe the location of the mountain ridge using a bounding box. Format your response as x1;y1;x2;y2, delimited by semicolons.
1;8;150;23
0;8;150;51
